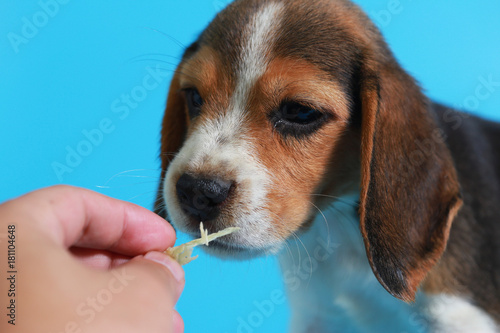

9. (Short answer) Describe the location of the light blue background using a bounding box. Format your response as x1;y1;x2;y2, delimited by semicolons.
1;1;499;332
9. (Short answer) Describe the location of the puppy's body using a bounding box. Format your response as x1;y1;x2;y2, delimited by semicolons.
155;0;500;331
427;105;500;318
282;192;498;333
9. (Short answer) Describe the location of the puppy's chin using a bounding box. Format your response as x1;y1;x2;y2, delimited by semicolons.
201;239;282;260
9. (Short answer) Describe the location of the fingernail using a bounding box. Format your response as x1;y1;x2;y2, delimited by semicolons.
173;310;184;333
144;251;184;282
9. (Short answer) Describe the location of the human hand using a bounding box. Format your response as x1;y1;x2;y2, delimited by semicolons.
0;185;184;333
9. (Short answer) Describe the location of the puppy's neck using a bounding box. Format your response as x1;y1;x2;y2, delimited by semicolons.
277;193;499;332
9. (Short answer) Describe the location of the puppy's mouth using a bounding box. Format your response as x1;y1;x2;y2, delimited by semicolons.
182;228;279;259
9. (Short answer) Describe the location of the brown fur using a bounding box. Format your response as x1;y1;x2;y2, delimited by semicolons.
247;58;352;237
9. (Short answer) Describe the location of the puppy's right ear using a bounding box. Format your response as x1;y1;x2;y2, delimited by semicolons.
357;51;462;302
153;74;189;219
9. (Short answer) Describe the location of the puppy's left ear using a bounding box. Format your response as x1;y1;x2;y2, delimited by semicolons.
154;42;200;218
153;70;188;219
358;54;463;302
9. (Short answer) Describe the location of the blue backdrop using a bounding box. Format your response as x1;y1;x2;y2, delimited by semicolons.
1;1;499;332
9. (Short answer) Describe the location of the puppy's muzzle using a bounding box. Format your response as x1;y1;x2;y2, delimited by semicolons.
175;173;233;222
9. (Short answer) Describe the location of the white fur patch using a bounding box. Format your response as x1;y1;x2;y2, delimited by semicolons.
163;2;285;252
426;295;498;333
232;2;284;114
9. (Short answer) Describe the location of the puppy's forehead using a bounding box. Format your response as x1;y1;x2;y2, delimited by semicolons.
196;0;374;85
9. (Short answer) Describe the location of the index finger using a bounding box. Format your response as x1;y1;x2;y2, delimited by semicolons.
3;185;176;256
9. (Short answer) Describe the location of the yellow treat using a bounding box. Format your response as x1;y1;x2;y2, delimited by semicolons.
166;222;239;265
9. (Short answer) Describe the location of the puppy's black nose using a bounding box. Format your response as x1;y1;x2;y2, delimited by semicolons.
175;173;232;222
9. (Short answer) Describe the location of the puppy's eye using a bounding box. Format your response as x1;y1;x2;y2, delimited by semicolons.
281;102;323;124
184;88;204;118
270;101;329;138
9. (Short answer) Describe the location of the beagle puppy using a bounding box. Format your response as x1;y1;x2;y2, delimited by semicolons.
154;0;500;331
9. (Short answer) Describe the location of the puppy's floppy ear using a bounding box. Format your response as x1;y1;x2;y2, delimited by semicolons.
154;42;200;218
357;54;463;302
154;70;188;219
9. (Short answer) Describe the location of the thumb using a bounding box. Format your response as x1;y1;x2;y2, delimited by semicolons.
142;251;185;301
117;251;185;302
87;253;185;332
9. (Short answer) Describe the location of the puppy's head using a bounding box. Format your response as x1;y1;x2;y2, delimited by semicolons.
155;0;462;302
